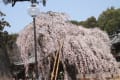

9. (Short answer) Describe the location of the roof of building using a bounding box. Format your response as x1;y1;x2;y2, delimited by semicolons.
111;33;120;44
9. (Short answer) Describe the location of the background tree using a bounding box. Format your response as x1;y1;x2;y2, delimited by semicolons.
0;11;12;79
97;7;120;35
0;11;10;47
70;20;80;25
71;7;120;36
70;16;97;28
79;16;97;28
0;11;10;30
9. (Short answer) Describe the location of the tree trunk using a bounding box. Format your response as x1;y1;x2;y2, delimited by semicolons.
0;46;12;79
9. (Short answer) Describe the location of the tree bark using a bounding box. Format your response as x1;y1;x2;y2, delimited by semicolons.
0;46;12;79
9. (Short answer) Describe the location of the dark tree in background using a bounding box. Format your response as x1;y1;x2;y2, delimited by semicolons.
70;20;80;25
70;16;98;29
79;16;97;28
0;11;12;80
0;11;10;29
0;11;10;45
98;7;120;35
71;7;120;36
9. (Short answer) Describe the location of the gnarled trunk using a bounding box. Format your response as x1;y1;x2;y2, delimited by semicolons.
0;47;12;80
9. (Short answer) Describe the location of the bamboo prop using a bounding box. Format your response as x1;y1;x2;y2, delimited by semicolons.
54;51;60;80
50;40;64;80
50;50;59;80
54;40;64;80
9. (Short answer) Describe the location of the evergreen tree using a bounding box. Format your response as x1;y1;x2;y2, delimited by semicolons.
0;11;12;79
97;7;120;35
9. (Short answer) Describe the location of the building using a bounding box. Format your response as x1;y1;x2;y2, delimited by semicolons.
111;33;120;68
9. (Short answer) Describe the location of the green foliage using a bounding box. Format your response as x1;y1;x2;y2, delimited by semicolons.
97;7;120;35
0;11;10;31
0;11;11;48
70;20;80;25
79;16;97;28
7;34;18;49
0;11;18;50
0;11;5;16
70;16;97;28
71;7;120;36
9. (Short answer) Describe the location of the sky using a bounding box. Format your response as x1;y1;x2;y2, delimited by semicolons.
0;0;120;33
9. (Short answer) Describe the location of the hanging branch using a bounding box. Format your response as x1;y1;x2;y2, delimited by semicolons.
2;0;46;7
